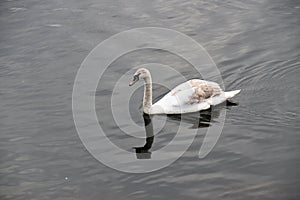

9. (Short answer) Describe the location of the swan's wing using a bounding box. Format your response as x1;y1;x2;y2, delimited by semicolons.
152;80;222;114
165;79;224;104
188;79;223;98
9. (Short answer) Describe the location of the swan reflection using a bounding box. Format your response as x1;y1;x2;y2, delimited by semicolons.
133;113;154;159
134;100;238;159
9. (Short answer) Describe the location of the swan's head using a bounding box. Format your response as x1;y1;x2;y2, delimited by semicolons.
129;68;150;86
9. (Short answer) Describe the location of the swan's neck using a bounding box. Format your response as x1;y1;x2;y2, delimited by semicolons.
143;75;152;114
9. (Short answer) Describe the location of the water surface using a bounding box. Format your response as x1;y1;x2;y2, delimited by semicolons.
0;0;299;199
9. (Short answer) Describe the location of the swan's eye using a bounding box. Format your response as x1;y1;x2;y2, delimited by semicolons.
133;73;140;81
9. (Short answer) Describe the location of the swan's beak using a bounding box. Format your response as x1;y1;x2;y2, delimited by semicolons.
129;79;138;86
129;74;139;86
129;80;136;86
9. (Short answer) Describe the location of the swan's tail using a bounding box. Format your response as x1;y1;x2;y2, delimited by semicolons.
225;90;241;99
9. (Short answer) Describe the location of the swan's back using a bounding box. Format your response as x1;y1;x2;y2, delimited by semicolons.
150;79;240;114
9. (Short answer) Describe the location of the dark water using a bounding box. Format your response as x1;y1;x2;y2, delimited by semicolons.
1;0;300;199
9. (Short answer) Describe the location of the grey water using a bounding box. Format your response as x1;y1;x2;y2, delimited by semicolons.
1;0;300;199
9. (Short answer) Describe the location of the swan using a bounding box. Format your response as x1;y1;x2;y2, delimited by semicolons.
129;68;241;114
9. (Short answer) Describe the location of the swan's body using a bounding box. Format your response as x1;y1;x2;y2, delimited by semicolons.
129;68;240;115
